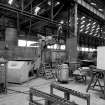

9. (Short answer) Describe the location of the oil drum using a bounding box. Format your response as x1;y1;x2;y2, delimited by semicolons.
57;64;69;83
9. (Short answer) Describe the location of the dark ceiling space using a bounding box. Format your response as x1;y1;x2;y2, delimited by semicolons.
0;0;105;41
0;0;73;36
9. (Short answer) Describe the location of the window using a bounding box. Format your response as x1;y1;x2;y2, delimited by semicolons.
18;40;26;47
47;44;65;50
18;40;39;47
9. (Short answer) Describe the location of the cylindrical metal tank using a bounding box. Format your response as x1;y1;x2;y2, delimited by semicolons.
5;27;17;47
57;64;69;83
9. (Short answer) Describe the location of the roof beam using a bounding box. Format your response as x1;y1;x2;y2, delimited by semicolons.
53;5;64;19
32;0;47;11
0;2;69;29
24;0;35;10
75;0;105;20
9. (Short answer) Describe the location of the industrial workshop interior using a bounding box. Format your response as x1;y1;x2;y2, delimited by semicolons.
0;0;105;105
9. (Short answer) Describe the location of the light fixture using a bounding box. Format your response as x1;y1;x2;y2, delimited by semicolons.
60;20;64;24
89;32;93;35
18;40;27;47
96;28;100;30
86;27;89;30
89;19;92;21
92;49;95;51
80;29;84;32
84;48;88;52
48;1;60;6
89;48;93;52
34;6;41;15
93;22;96;25
99;9;103;12
95;31;99;34
56;1;60;5
87;23;91;27
85;31;89;34
93;34;97;36
61;45;65;50
91;2;96;6
91;29;95;32
48;1;51;5
81;16;85;20
92;25;96;29
8;0;13;5
81;47;85;51
54;44;58;49
80;25;85;28
81;21;85;24
47;46;51;49
50;45;54;49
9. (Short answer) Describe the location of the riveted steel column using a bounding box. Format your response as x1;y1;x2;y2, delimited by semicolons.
51;0;53;20
74;3;78;36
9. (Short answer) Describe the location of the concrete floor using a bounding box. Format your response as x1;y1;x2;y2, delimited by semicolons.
0;78;105;105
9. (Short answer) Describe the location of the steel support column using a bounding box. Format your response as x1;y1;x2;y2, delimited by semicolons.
21;0;24;11
74;3;78;37
67;6;70;38
51;0;53;20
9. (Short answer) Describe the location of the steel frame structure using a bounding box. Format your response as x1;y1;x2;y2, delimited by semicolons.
0;0;105;45
50;83;90;105
29;88;75;105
